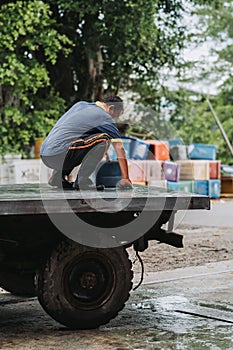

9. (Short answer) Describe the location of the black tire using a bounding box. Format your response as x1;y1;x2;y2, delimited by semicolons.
37;240;133;329
0;271;36;297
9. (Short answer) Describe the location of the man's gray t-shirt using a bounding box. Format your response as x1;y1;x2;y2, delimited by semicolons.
40;102;121;156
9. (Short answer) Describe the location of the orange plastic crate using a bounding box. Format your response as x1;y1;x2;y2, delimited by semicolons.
209;160;221;179
145;140;169;161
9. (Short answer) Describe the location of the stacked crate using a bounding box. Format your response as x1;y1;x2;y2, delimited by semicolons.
187;144;221;198
127;160;166;188
0;154;22;184
107;137;167;189
208;160;221;198
8;160;52;184
145;140;170;161
220;164;233;195
104;138;222;197
108;136;150;161
0;159;52;184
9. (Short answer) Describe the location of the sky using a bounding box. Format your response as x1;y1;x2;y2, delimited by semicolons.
163;1;231;96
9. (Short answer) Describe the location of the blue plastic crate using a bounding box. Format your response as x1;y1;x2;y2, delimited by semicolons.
178;180;194;193
96;161;121;187
107;138;131;160
194;180;208;195
221;164;233;177
168;138;183;147
121;136;137;157
208;179;221;199
131;139;150;160
188;143;217;160
167;181;180;191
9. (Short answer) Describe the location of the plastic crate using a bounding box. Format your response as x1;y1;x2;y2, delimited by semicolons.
209;160;221;179
0;154;22;163
194;180;208;195
107;138;131;160
8;160;50;184
145;140;169;161
167;138;183;147
188;143;217;160
144;160;163;182
178;180;194;193
176;160;210;180
163;161;180;182
0;153;22;184
170;145;188;161
147;179;167;189
122;136;137;157
0;164;10;184
128;160;146;182
167;181;180;191
221;164;233;177
208;179;221;198
96;161;121;187
131;139;150;160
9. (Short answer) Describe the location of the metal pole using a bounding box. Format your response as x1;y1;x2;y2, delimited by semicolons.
206;98;233;158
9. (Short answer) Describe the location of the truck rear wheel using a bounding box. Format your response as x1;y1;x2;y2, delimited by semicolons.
37;240;133;329
0;271;36;297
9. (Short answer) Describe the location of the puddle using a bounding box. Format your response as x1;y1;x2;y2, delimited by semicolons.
101;288;233;349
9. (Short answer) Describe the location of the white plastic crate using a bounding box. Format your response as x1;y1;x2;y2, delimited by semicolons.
176;160;210;180
144;160;163;182
0;164;10;184
127;160;146;182
8;160;51;184
147;179;167;189
0;153;22;164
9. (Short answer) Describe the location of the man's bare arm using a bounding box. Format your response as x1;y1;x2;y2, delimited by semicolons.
112;141;132;188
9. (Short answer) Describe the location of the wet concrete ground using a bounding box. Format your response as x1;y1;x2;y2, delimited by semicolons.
0;259;233;350
0;200;232;349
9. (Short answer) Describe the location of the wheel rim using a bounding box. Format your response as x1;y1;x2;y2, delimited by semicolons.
64;252;115;310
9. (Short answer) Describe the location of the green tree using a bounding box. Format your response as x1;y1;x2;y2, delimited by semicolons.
157;0;233;164
0;0;71;156
0;0;210;156
174;0;233;94
38;0;192;105
164;87;233;164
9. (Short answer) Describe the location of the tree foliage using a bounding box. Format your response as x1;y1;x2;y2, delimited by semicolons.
0;0;71;155
164;0;233;164
161;85;233;164
0;0;209;156
40;0;190;105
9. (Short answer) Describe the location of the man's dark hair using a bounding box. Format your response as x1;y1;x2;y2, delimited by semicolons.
101;95;123;111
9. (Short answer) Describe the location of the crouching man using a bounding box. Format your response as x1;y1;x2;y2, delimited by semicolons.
40;95;132;190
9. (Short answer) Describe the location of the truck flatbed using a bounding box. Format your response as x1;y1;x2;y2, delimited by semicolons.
0;184;210;215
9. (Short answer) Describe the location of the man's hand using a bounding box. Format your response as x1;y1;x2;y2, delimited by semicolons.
119;178;133;189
